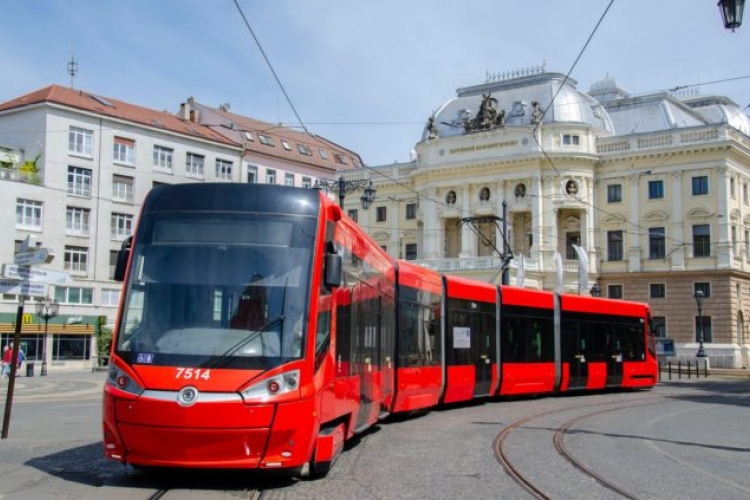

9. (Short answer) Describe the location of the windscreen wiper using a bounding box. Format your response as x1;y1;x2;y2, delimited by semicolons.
210;315;286;368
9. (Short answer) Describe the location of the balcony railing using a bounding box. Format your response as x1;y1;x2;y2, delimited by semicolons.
0;167;42;184
414;255;589;275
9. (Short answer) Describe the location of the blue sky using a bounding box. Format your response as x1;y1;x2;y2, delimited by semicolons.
2;0;748;166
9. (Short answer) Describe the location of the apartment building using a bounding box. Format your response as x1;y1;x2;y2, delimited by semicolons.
0;85;360;371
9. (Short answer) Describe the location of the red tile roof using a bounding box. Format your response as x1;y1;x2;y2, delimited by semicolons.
0;85;237;146
191;101;362;172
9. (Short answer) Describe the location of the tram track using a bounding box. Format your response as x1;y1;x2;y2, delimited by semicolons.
493;392;669;500
146;486;266;499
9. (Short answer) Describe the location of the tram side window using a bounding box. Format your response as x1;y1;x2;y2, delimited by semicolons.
398;299;420;366
335;292;352;376
447;310;473;365
502;315;554;362
398;287;440;367
315;308;331;371
586;322;609;362
623;324;645;361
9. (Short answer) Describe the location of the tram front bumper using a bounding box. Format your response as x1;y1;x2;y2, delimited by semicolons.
103;390;318;470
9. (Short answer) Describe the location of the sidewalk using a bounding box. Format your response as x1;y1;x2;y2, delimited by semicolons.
0;368;107;402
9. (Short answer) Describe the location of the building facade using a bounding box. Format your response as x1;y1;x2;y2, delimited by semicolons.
341;68;750;368
0;85;360;372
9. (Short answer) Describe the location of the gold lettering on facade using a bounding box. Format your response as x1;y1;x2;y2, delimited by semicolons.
449;140;519;155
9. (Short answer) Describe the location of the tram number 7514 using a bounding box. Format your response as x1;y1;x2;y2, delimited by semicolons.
175;368;211;381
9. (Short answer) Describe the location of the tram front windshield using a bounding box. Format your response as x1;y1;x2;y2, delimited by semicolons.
115;213;317;370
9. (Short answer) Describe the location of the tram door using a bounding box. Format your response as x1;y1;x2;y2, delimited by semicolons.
561;320;589;390
353;284;381;432
473;308;495;397
605;325;624;387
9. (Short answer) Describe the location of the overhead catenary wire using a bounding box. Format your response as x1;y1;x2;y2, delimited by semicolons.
232;0;310;135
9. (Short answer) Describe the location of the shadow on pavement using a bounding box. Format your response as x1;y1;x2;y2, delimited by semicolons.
25;441;299;491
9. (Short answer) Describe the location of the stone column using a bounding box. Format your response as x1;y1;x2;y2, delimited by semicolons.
717;168;732;268
627;174;642;272
670;171;685;270
423;188;440;259
460;187;474;258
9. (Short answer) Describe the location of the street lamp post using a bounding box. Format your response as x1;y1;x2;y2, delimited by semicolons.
718;0;745;31
694;290;707;358
35;298;59;376
590;283;601;297
315;174;377;209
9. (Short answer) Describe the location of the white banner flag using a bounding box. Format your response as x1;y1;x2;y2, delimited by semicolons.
515;253;525;287
573;244;589;293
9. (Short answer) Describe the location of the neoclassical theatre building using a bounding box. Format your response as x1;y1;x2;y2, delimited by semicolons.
339;67;750;368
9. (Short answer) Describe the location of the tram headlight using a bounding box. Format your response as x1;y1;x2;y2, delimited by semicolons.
106;364;145;397
241;369;300;403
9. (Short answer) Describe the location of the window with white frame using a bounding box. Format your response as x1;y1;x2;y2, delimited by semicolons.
745;229;750;260
112;175;134;202
153;145;173;171
302;176;312;188
111;212;133;240
66;207;90;236
54;286;94;305
101;288;121;306
186;153;204;178
216;159;233;180
64;246;88;273
281;140;292;151
247;165;257;183
267;169;276;184
285;173;295;186
16;199;42;230
69;126;93;156
113;137;135;164
67;166;92;197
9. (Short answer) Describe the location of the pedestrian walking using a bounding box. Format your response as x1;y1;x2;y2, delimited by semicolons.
16;345;26;375
1;343;12;378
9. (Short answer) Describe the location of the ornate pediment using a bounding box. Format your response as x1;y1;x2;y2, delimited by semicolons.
686;207;714;220
643;210;668;222
602;214;626;227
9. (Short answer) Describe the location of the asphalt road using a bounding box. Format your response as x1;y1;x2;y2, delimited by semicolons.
1;370;749;499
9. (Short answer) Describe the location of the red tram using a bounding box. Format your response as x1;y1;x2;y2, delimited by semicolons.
103;184;657;476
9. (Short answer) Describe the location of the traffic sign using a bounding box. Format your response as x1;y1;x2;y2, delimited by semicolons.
14;248;53;266
1;264;72;285
0;279;49;297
